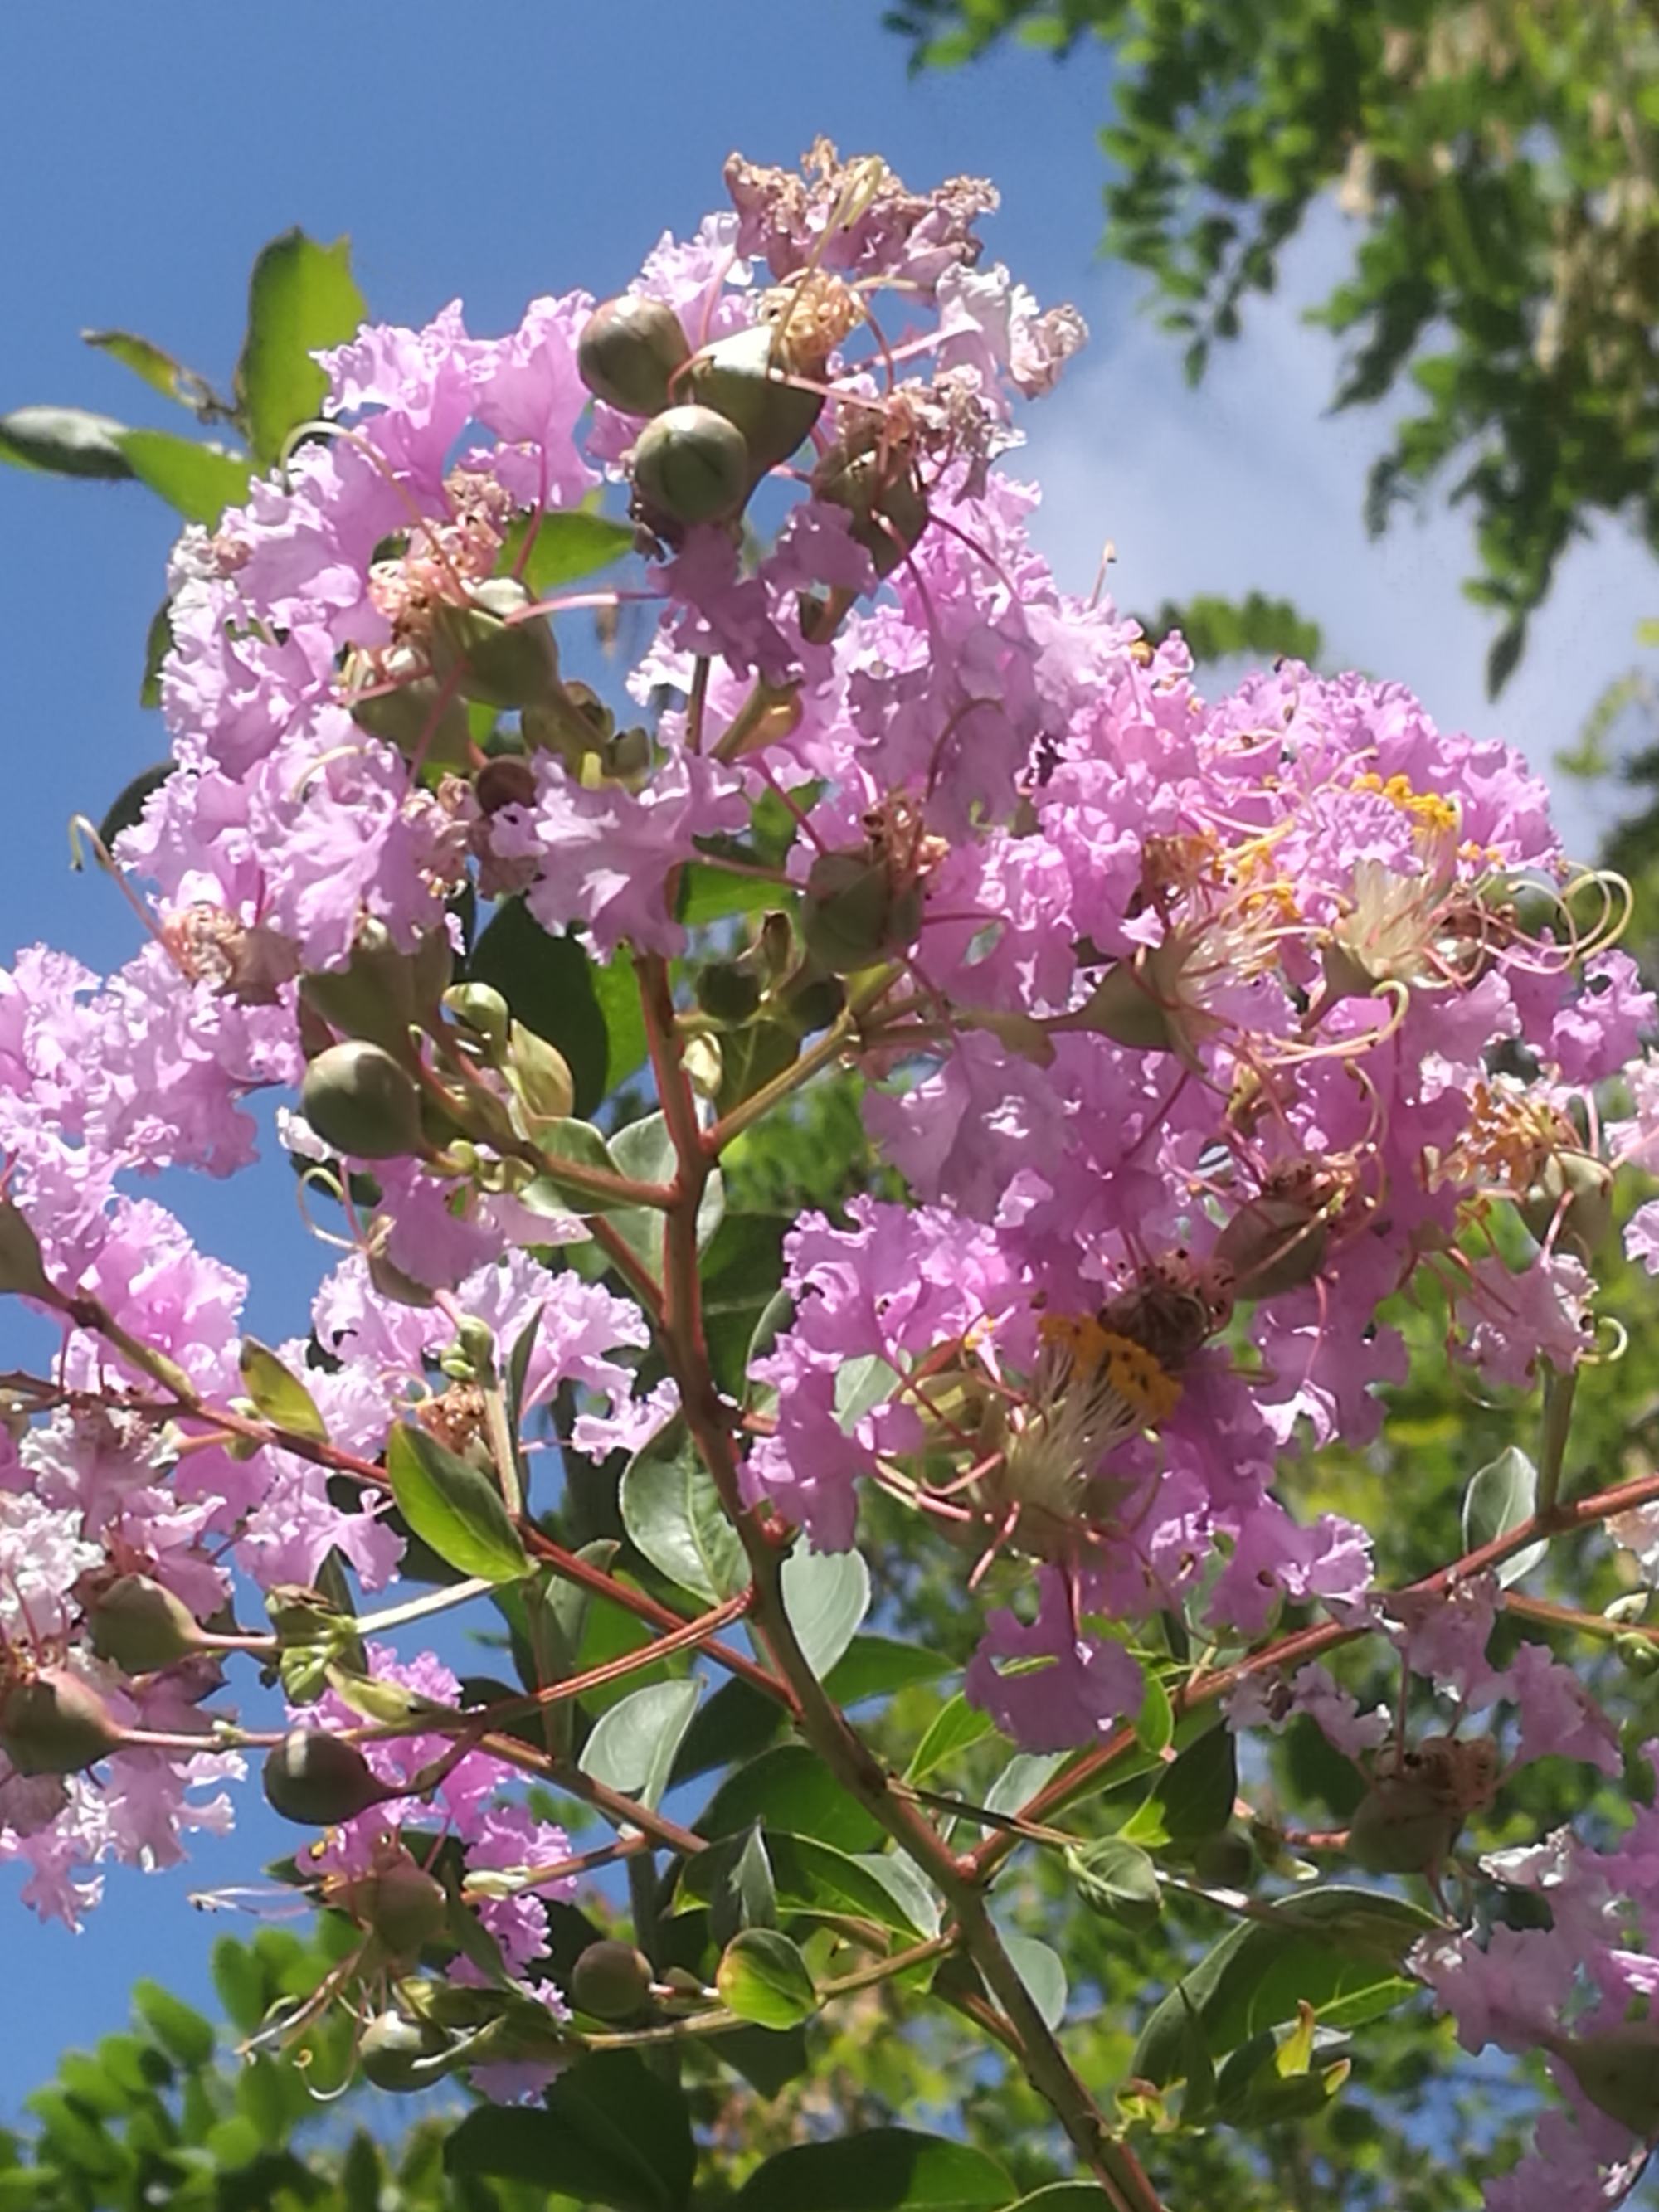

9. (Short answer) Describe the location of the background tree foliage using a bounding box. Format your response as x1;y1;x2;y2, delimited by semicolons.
888;0;1659;695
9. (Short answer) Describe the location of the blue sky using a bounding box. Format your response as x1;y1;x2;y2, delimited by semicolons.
0;0;1655;2106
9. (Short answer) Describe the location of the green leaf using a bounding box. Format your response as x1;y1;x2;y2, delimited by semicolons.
834;1354;900;1432
504;508;637;595
1134;1671;1175;1755
1000;1933;1067;2030
1066;1838;1161;1927
97;763;172;853
237;1337;327;1441
701;1744;883;1855
670;1674;784;1783
384;1422;528;1584
732;2130;1011;2212
701;1212;792;1397
1462;1446;1548;1587
578;1677;702;1809
605;1112;725;1275
762;1833;928;1934
114;430;251;525
139;601;173;709
468;898;608;1117
849;1851;941;1938
781;1540;870;1679
1121;1722;1237;1846
719;2023;809;2099
524;1117;629;1214
82;329;210;411
1131;1886;1437;2087
594;948;648;1088
446;2050;695;2212
717;1928;818;2029
1002;2191;1121;2212
717;1021;799;1117
620;1417;749;1604
131;1981;214;2069
0;405;134;479
704;1823;777;1944
906;1693;995;1783
236;229;366;465
211;1939;268;2037
824;1636;952;1708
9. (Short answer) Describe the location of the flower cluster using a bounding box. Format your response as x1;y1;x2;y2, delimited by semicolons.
2;142;1659;2196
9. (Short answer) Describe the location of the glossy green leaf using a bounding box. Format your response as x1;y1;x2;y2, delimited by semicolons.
717;1928;818;2029
834;1354;900;1432
1066;1838;1161;1927
781;1540;870;1679
620;1417;749;1603
130;1982;214;2069
467;897;608;1117
762;1832;928;1934
524;1116;629;1214
701;1744;883;1855
605;1112;725;1275
384;1422;528;1584
732;2130;1011;2212
503;508;636;594
97;762;172;851
578;1677;702;1809
1000;1933;1067;2030
906;1693;995;1783
1131;1887;1437;2087
236;230;366;464
81;328;210;410
1462;1446;1548;1587
1121;1723;1237;1846
446;2049;694;2212
0;404;134;479
237;1337;327;1441
593;947;648;1088
114;430;251;524
824;1636;952;1708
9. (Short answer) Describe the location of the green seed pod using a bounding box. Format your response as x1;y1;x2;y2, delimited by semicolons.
781;971;848;1037
301;1042;424;1161
631;405;751;527
1345;1778;1460;1876
301;922;421;1063
87;1575;204;1674
262;1727;387;1827
1520;1149;1615;1259
801;851;922;975
1070;960;1179;1053
1214;1195;1328;1299
358;2010;455;2093
577;294;692;417
1614;1631;1659;1678
684;323;824;474
694;961;764;1026
572;1939;654;2021
348;670;473;770
1554;2025;1659;2135
815;444;930;576
334;1853;450;1959
430;578;561;711
0;1670;124;1776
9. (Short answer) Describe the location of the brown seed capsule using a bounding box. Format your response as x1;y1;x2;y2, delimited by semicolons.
1214;1194;1329;1299
262;1727;387;1826
0;1670;125;1776
301;1042;424;1161
630;406;751;527
1345;1777;1461;1876
474;755;538;817
331;1850;449;1959
86;1575;204;1675
572;1939;654;2021
577;294;692;417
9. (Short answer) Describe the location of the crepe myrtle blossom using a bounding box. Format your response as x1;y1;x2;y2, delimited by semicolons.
2;142;1659;2182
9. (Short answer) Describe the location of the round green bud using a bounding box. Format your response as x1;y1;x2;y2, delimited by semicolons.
1190;1830;1256;1890
335;1854;449;1958
0;1670;124;1776
1520;1149;1615;1259
430;578;560;711
693;961;764;1026
301;1042;423;1161
358;2010;455;2093
801;851;922;975
87;1575;204;1674
631;406;751;527
577;294;692;417
262;1727;387;1827
572;1939;654;2021
684;323;824;474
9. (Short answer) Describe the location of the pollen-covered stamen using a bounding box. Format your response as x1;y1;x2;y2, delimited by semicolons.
759;269;866;365
415;1383;489;1461
984;1313;1183;1558
363;469;513;665
160;902;299;1005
